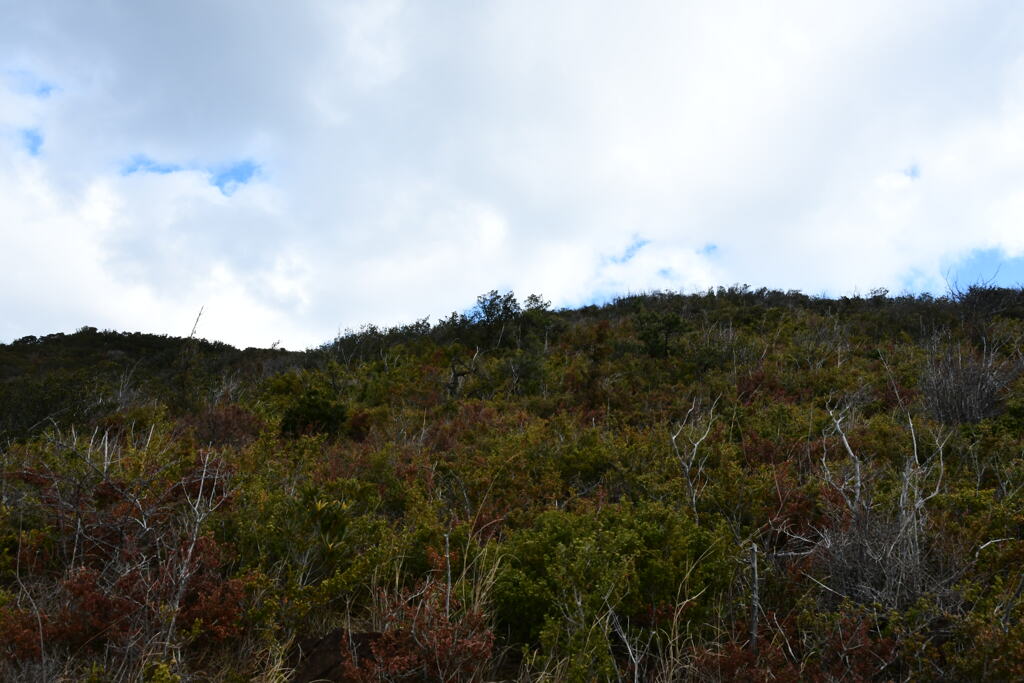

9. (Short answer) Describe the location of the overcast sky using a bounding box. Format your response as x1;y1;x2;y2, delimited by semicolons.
2;1;1024;349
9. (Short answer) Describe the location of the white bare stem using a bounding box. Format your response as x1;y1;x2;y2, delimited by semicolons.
162;451;230;657
671;397;719;523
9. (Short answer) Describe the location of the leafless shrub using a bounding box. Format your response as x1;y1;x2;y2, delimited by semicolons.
768;399;959;616
920;333;1022;424
814;401;953;610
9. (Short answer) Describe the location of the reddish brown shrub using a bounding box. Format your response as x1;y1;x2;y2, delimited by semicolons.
340;581;494;681
0;607;45;660
188;403;263;448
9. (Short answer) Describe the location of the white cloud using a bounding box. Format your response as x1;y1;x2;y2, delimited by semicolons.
1;1;1024;347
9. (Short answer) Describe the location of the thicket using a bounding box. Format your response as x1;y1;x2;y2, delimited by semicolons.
2;285;1024;681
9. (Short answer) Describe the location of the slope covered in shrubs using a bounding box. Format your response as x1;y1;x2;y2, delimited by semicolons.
3;286;1024;680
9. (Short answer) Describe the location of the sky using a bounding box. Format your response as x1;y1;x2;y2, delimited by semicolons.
2;1;1024;349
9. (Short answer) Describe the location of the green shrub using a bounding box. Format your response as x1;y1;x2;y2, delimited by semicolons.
492;501;730;675
280;388;347;438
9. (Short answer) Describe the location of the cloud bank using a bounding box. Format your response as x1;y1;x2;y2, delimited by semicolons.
2;1;1023;348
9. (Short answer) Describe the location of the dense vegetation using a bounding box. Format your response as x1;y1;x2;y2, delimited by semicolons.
3;285;1024;681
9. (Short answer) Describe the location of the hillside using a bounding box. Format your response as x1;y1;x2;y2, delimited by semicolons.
3;286;1024;680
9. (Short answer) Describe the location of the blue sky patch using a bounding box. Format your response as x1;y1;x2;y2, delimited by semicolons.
20;128;43;156
120;155;261;195
122;155;182;175
903;164;921;179
610;237;650;264
210;160;259;195
699;243;718;255
944;248;1024;291
5;69;56;98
